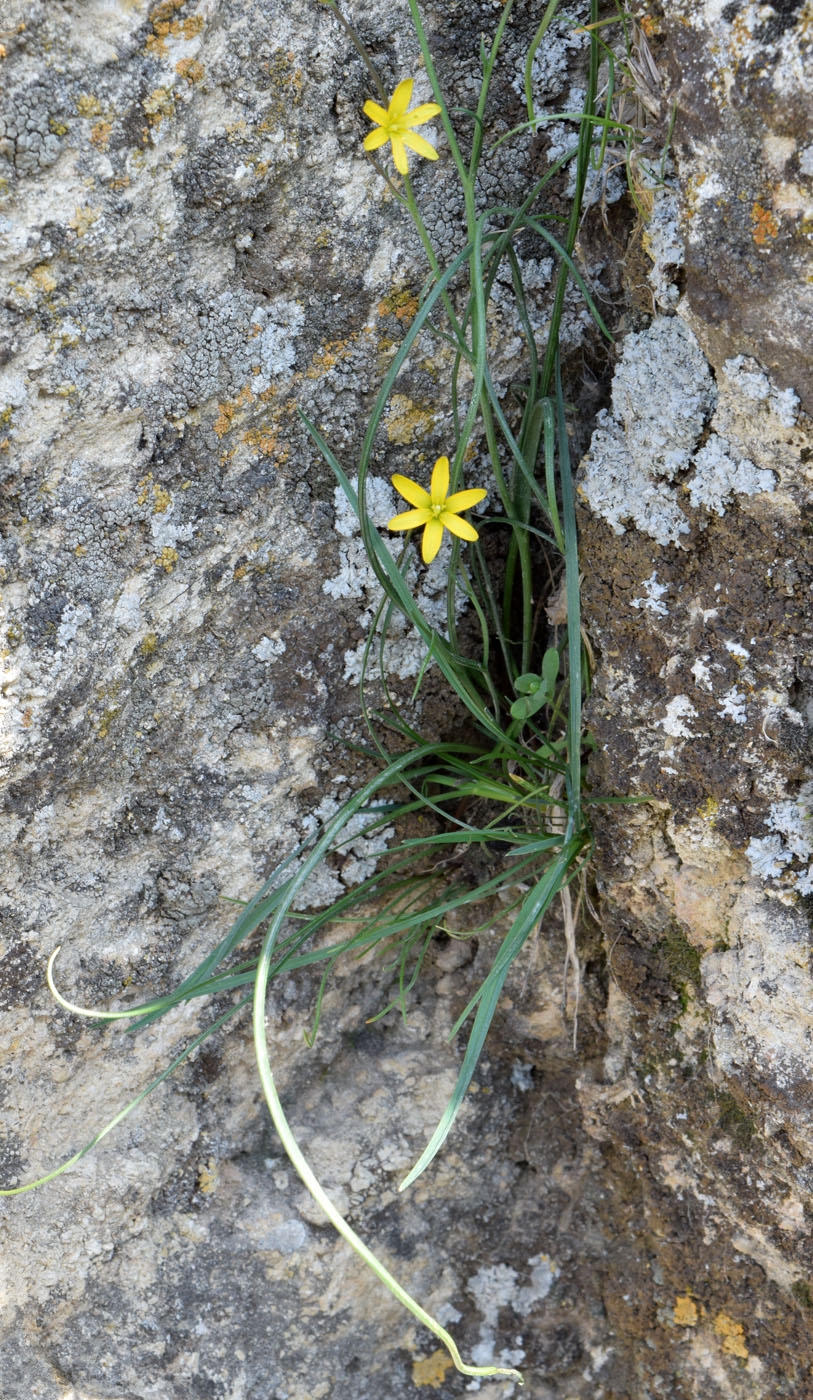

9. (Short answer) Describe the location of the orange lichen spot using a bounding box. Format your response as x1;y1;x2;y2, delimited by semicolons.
752;202;779;244
69;205;100;237
90;120;112;149
714;1312;748;1359
243;425;290;464
378;287;419;321
0;45;6;60
75;543;87;556
176;56;204;83
145;27;168;58
157;546;178;572
21;707;33;729
259;50;304;126
76;93;102;116
411;1351;455;1388
0;438;9;452
639;15;656;37
233;562;248;581
214;402;235;437
674;1295;699;1327
305;337;355;380
150;0;185;22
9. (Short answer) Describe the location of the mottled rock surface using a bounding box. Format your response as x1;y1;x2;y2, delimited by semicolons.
0;1;613;1396
1;0;811;1397
578;2;813;1396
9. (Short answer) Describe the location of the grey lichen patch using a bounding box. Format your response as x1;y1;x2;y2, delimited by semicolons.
746;782;813;899
642;182;684;311
0;79;66;175
721;354;800;428
686;433;775;515
578;315;715;545
579;314;795;545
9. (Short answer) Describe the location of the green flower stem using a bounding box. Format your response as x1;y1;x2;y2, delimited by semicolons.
539;0;600;396
405;0;470;197
320;0;389;103
524;0;563;126
467;0;517;183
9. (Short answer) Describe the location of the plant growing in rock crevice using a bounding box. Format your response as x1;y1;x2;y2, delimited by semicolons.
2;0;642;1383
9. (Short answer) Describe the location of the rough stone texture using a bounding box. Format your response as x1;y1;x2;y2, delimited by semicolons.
577;2;813;1396
1;1;812;1398
0;2;615;1397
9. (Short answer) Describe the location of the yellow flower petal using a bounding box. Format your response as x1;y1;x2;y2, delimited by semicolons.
389;508;432;531
390;136;409;174
440;512;479;542
445;487;487;512
421;518;444;563
388;78;414;120
392;473;431;509
402;131;439;161
362;99;389;125
404;103;442;126
430;456;449;504
363;127;390;152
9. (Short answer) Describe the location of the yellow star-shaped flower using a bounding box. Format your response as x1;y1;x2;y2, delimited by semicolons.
388;457;487;564
363;78;441;176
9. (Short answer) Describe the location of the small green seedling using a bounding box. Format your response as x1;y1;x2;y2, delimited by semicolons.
510;646;560;721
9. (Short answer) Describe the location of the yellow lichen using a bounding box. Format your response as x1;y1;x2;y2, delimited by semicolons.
176;57;205;83
90;120;112;149
197;1158;219;1194
157;546;178;572
411;1350;455;1388
140;633;158;656
385;392;437;445
258;49;305;128
152;482;172;514
673;1295;699;1327
76;93;102;116
714;1312;748;1359
97;706;120;740
69;206;100;237
213;384;256;438
143;87;175;128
